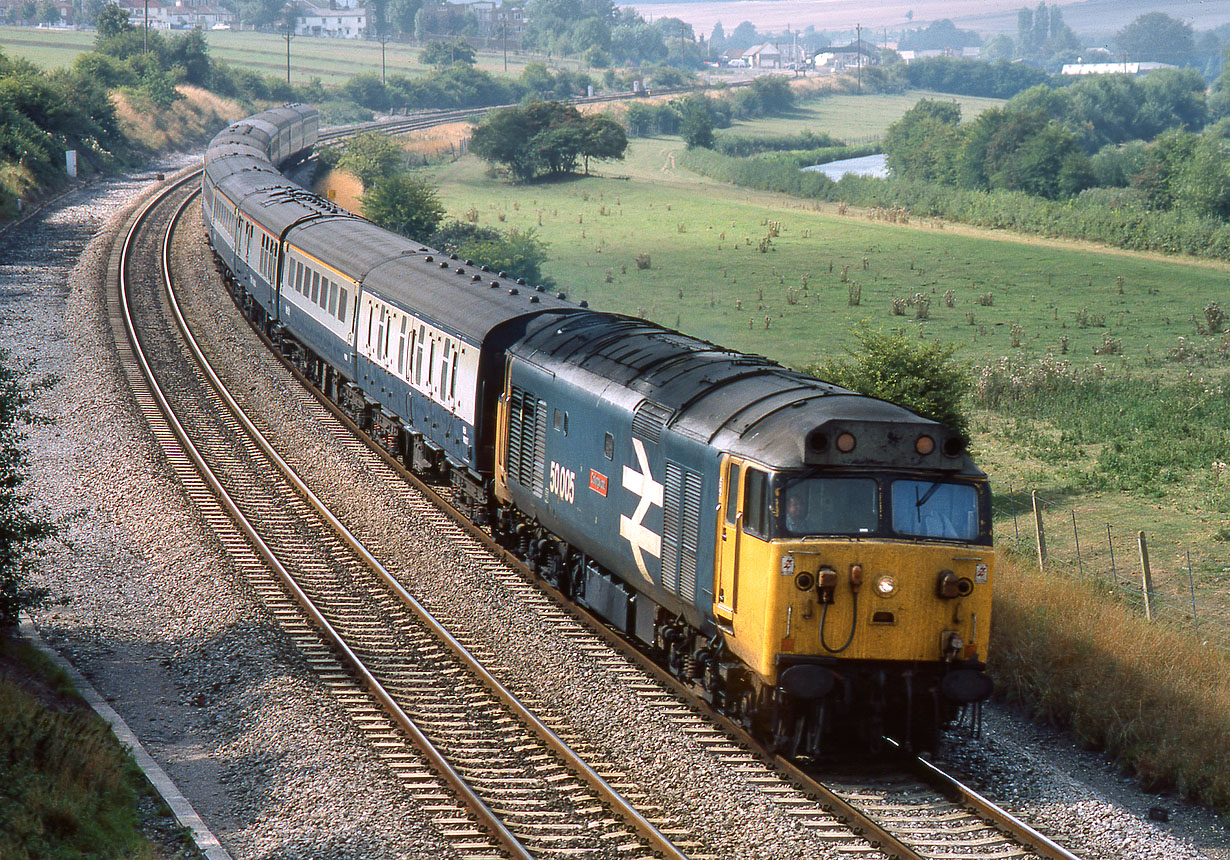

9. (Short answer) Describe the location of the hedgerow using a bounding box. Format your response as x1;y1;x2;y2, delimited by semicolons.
676;148;1230;261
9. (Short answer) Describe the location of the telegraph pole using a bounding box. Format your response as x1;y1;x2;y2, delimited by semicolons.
285;14;293;83
856;22;862;93
502;22;507;72
143;0;148;53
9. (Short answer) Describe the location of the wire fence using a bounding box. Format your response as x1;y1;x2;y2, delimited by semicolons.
992;483;1230;650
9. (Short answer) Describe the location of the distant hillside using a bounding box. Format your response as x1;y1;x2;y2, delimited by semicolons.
629;0;1229;39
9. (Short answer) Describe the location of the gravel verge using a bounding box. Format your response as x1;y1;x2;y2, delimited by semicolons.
2;160;1226;860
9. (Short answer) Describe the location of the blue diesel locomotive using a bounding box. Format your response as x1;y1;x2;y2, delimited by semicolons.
202;105;995;756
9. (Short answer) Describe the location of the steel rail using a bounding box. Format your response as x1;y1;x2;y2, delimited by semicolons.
121;173;536;860
889;739;1084;860
159;179;691;860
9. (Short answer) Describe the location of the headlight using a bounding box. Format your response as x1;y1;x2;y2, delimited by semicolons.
874;574;897;597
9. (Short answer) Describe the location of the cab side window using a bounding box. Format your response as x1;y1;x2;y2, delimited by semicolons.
724;463;740;526
743;468;768;538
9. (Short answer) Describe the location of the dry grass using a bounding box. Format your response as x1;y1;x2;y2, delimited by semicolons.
112;85;244;153
312;167;364;213
400;121;471;159
992;550;1230;812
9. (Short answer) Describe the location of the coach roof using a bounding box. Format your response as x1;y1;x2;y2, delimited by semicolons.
286;217;578;343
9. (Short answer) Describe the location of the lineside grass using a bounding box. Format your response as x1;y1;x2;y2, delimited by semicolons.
992;550;1230;812
0;636;179;860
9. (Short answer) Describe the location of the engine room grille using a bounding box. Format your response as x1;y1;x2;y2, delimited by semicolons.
632;399;672;444
662;461;701;602
508;386;547;498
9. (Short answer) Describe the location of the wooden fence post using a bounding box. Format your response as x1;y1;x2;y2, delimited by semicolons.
1138;531;1154;621
1032;491;1047;572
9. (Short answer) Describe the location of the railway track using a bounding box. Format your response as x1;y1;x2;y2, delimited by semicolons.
112;127;1087;858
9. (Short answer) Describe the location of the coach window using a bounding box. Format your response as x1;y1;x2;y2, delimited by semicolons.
338;286;349;322
415;326;426;385
743;468;768;538
311;271;321;305
295;261;304;294
397;318;407;376
329;281;338;316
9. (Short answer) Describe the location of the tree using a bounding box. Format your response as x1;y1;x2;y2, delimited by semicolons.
0;349;55;629
805;326;971;438
1173;119;1230;221
94;2;130;38
419;39;476;68
336;132;403;187
578;113;627;171
680;99;713;149
166;28;211;87
36;0;59;25
1210;48;1230;121
470;101;627;181
361;175;445;239
898;19;980;51
1116;13;1193;64
883;99;964;184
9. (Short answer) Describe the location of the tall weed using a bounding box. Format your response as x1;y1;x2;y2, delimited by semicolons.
993;553;1230;811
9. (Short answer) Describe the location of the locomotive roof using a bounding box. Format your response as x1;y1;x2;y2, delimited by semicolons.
287;217;581;344
513;312;980;475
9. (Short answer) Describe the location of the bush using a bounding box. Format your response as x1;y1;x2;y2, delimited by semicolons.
429;220;552;287
360;174;444;240
806;325;971;437
0;349;55;628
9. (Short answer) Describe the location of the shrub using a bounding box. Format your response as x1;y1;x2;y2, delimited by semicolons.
806;324;971;437
360;174;444;240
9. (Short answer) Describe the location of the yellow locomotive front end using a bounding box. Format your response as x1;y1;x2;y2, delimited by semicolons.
714;424;994;754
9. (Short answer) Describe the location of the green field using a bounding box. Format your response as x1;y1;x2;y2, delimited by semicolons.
422;92;1229;569
0;25;548;83
430;128;1227;375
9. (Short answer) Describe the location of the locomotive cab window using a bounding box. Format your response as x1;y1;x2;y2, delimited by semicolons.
604;432;614;460
780;476;878;538
890;480;979;541
553;409;568;435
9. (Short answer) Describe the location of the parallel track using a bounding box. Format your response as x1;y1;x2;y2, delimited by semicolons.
114;107;1085;860
118;170;703;860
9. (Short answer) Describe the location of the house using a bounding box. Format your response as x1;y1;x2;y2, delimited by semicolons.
813;43;877;71
1061;61;1175;77
461;0;523;39
293;3;367;38
112;0;235;31
742;42;782;68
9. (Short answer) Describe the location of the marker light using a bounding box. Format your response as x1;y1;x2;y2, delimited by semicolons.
915;434;935;455
873;574;897;597
836;432;856;453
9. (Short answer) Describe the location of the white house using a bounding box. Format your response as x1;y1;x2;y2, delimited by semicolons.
1061;61;1175;76
294;3;367;38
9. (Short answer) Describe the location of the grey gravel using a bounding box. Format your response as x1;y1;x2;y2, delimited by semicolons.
2;162;1227;860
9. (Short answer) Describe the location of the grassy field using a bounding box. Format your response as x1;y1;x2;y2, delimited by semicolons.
0;25;546;83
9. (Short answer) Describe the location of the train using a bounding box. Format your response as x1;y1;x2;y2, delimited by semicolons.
202;104;995;757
